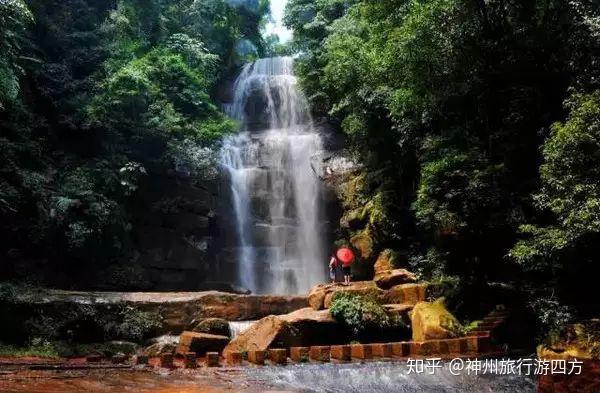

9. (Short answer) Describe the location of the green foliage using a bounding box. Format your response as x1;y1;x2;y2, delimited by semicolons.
20;302;163;343
0;0;266;284
0;0;32;108
286;0;600;339
329;292;394;334
0;339;60;358
107;306;164;341
511;91;600;271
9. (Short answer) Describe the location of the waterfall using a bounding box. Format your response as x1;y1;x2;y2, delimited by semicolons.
220;57;327;295
228;321;256;338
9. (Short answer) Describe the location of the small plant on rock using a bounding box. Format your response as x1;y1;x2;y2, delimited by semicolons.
330;292;396;335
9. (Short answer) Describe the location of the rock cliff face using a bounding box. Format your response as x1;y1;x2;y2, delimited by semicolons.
124;175;219;291
11;289;309;335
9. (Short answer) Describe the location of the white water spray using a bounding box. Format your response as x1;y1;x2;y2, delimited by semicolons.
220;57;327;294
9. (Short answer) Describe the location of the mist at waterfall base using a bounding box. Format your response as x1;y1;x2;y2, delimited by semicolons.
245;361;535;393
219;57;328;295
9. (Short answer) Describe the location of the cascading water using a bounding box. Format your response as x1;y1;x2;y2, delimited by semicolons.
220;57;327;295
228;321;256;338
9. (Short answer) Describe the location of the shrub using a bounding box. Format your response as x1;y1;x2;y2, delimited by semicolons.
329;292;395;334
106;306;163;341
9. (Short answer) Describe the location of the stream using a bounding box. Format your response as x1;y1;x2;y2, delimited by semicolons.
245;361;536;393
0;360;536;393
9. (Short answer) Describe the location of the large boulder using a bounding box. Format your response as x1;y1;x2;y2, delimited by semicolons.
410;299;462;341
222;316;293;357
373;250;417;289
223;308;346;356
191;318;230;337
308;281;430;310
375;269;417;289
176;331;230;356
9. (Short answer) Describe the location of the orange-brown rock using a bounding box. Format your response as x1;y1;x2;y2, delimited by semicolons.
410;299;462;342
350;228;374;260
308;281;430;310
176;331;230;356
375;269;417;289
222;316;293;357
373;250;417;289
223;308;343;357
374;250;394;273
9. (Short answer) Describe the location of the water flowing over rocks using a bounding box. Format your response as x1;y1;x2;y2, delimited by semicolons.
218;56;332;295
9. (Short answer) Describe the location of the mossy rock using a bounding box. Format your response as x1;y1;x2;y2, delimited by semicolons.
192;318;230;337
410;298;462;341
339;173;366;209
340;207;367;230
350;227;375;260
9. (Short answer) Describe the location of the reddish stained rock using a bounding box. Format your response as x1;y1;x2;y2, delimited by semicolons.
183;352;197;369
309;346;331;362
225;351;243;366
247;350;265;365
351;344;372;360
391;342;410;357
205;352;220;367
445;338;462;354
459;336;478;353
160;353;174;369
538;360;600;393
268;349;287;365
370;343;393;358
330;345;351;361
176;331;229;356
289;347;310;363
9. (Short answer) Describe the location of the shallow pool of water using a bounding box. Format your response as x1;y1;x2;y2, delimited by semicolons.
245;360;536;393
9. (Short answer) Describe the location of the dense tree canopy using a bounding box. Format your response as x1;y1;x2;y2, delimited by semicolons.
285;0;599;328
0;0;271;285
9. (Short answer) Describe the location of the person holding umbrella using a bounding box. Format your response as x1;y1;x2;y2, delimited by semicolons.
336;247;355;286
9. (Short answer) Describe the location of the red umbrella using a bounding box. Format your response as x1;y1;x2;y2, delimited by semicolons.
336;247;355;266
